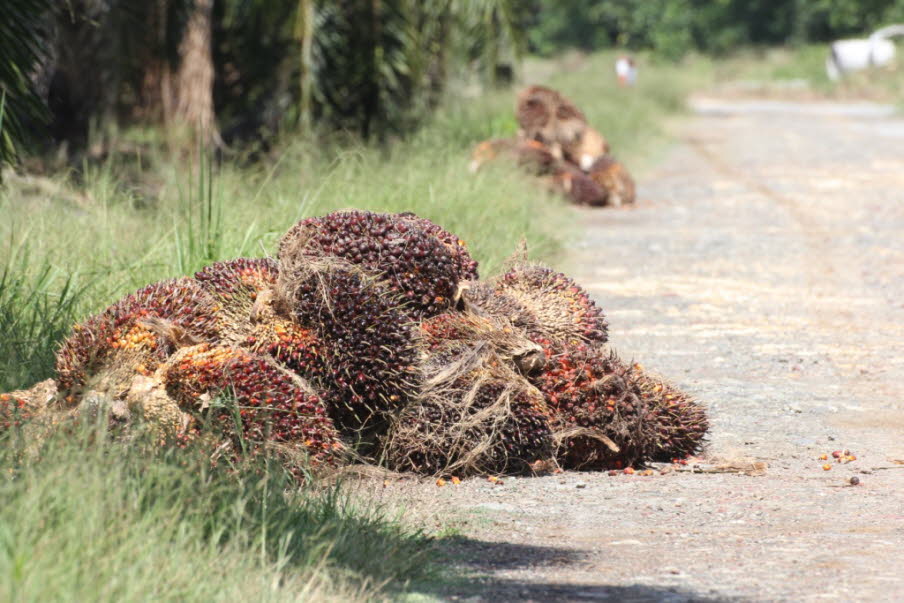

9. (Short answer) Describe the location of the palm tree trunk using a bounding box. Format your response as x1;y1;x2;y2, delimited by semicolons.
174;0;220;146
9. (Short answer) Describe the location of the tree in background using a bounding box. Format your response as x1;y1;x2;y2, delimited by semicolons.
6;0;900;169
0;0;53;173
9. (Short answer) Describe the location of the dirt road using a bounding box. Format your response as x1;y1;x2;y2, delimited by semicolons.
390;97;904;601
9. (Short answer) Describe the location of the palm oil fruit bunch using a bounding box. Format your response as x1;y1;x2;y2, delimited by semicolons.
0;380;58;435
275;258;419;430
194;257;280;344
532;340;652;469
194;258;327;378
384;340;553;476
381;311;551;476
628;363;708;462
161;344;342;468
396;212;479;283
0;393;34;433
278;210;470;318
468;264;608;346
55;278;218;401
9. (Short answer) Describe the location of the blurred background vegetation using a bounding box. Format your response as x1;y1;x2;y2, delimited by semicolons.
3;0;904;169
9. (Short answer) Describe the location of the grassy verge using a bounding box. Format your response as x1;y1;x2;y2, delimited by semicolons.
0;424;432;601
0;50;704;599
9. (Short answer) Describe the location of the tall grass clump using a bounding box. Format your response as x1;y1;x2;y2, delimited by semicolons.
0;247;86;392
0;422;433;601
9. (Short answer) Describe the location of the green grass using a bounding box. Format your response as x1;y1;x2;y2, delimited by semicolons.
0;50;704;599
0;423;433;601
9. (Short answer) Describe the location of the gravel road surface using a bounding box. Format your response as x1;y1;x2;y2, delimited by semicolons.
386;97;904;602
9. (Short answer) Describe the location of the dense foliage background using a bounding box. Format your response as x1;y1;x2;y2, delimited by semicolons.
1;0;901;169
526;0;904;57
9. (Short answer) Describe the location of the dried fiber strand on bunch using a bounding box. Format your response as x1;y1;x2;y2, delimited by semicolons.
275;255;420;430
383;342;553;476
55;278;218;402
278;210;466;318
161;344;343;473
420;310;545;377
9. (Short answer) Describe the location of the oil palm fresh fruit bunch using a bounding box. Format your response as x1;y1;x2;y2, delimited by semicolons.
55;279;218;402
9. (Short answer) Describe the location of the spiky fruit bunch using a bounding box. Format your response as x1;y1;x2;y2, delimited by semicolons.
278;210;463;318
629;364;708;461
276;259;419;429
467;265;607;347
194;258;280;344
194;258;327;377
396;212;479;282
549;164;606;206
587;155;636;207
383;351;553;476
161;344;342;467
532;340;652;469
55;279;218;399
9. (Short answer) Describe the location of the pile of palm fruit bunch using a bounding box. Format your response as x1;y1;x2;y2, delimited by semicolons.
469;86;636;208
2;210;705;478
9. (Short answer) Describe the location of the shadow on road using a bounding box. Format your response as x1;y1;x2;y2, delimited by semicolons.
420;536;724;601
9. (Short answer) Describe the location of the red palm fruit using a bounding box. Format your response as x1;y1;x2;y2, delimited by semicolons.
278;210;464;318
193;258;328;379
55;278;218;399
276;259;419;430
531;340;651;470
161;344;342;469
628;363;708;462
